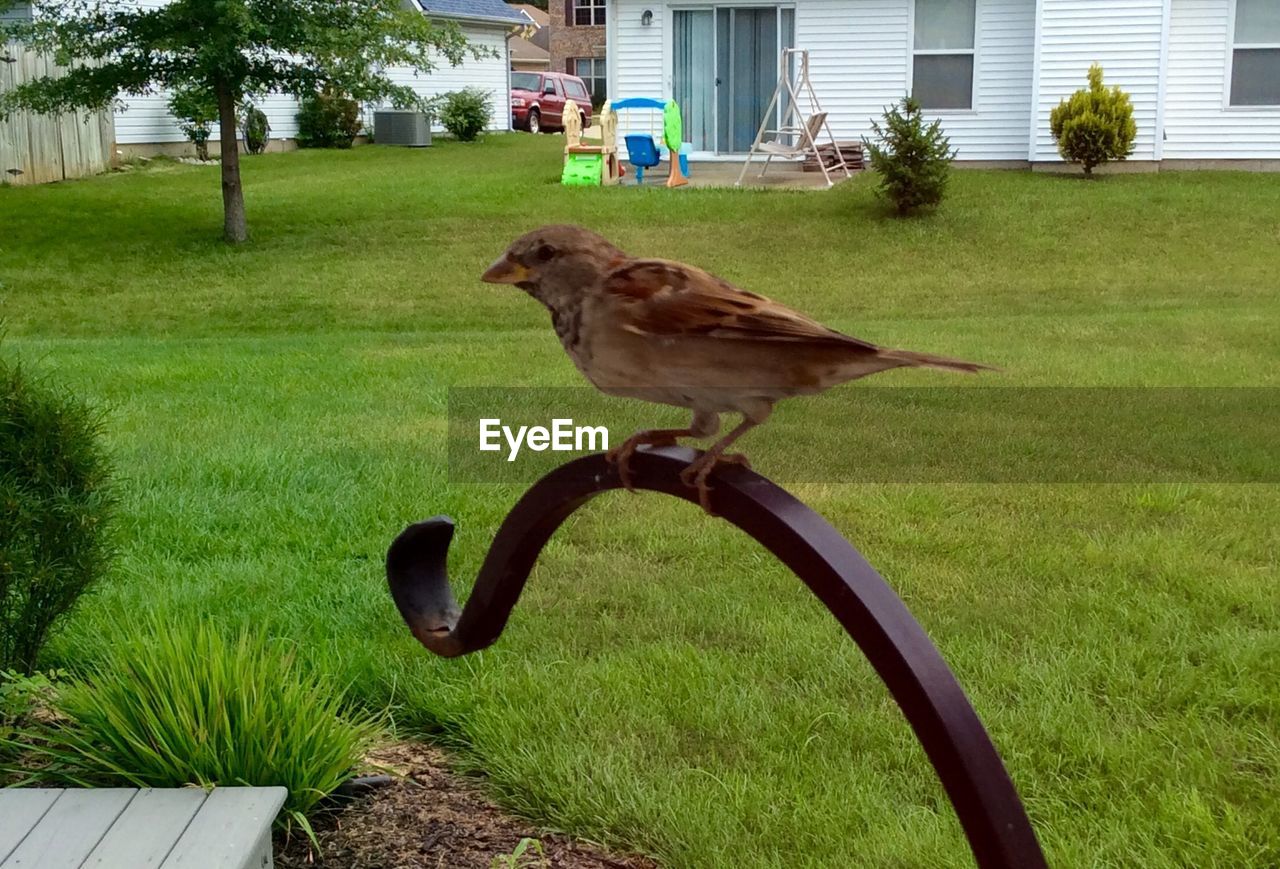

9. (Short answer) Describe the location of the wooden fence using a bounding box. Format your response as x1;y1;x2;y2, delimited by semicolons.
1;41;114;186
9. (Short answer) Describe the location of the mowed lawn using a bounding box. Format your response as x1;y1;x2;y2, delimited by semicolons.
2;135;1278;867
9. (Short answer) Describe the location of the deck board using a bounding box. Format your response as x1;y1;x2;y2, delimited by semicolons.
0;786;285;869
160;787;287;869
0;788;136;869
0;791;62;864
82;788;209;867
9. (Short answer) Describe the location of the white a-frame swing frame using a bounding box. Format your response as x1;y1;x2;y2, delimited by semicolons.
735;48;851;188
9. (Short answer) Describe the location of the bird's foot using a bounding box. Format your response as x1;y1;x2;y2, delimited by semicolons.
679;452;751;515
606;431;679;491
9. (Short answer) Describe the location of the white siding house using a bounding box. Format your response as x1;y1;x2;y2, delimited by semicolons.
0;2;30;23
378;18;515;135
5;0;523;150
607;0;1280;165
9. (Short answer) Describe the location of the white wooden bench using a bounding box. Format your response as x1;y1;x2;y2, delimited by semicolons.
0;787;287;869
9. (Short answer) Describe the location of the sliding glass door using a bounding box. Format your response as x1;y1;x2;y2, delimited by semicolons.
673;10;716;151
672;6;795;154
719;7;776;153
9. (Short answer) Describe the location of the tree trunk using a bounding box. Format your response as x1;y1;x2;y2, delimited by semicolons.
215;81;247;243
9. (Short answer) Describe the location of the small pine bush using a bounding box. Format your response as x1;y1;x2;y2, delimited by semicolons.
1049;64;1137;176
432;88;492;142
167;85;218;161
862;96;956;215
0;358;116;673
241;102;271;155
10;619;380;827
296;88;362;149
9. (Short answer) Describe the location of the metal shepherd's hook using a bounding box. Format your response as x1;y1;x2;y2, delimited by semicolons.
386;446;1047;869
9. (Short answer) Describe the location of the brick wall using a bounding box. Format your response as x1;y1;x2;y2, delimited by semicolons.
548;0;606;75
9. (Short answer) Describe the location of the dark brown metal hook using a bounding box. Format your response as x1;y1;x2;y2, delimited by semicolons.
386;446;1047;869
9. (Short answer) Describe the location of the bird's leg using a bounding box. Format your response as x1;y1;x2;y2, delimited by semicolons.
680;406;771;514
607;410;720;491
607;428;694;490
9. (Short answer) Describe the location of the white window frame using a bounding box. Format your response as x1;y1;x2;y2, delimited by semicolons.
907;0;980;114
1224;0;1280;110
573;0;606;28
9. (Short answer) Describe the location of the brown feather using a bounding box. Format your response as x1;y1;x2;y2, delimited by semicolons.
876;349;998;373
603;259;880;352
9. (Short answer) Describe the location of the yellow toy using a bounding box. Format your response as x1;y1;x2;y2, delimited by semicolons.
561;99;621;186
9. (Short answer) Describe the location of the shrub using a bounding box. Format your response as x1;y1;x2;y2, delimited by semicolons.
10;619;380;828
862;96;956;215
168;84;218;161
296;88;362;149
0;358;116;673
432;88;492;142
1;669;62;761
1050;64;1137;176
241;102;271;155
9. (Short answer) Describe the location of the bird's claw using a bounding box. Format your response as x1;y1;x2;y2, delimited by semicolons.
605;440;638;491
679;452;751;515
607;432;680;492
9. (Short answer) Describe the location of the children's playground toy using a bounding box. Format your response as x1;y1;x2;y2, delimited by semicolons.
561;100;622;186
610;97;689;188
622;133;661;183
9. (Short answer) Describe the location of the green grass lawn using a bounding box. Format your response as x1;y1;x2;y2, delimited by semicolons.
2;135;1278;867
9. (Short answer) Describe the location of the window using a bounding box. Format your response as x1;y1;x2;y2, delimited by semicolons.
573;57;607;104
912;0;976;110
573;0;606;27
564;78;591;103
1230;0;1280;106
511;72;541;91
543;78;559;96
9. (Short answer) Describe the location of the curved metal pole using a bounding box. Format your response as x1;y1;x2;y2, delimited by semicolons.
386;446;1047;869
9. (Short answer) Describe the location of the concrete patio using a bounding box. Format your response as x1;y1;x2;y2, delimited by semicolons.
681;158;859;189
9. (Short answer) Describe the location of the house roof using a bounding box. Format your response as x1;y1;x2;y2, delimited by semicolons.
511;3;550;26
414;0;527;25
509;35;550;64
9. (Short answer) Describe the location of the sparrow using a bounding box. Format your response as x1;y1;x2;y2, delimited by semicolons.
481;224;993;513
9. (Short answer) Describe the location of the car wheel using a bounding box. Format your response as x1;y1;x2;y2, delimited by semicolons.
579;111;587;129
527;109;540;134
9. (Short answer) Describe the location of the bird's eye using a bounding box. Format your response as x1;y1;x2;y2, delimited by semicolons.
534;244;555;263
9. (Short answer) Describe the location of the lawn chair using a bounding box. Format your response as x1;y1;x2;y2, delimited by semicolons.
755;112;828;177
623;134;662;184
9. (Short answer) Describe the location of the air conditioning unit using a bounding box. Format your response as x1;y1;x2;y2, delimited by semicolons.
374;110;432;147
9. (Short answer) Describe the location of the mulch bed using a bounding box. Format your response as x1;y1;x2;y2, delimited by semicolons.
274;742;659;869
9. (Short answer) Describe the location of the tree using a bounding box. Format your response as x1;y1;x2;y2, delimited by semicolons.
0;0;473;242
1049;64;1136;176
862;96;956;216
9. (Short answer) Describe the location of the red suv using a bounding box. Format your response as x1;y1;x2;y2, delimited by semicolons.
511;72;593;134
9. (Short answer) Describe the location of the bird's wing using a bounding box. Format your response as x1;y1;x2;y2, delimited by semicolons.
602;259;879;350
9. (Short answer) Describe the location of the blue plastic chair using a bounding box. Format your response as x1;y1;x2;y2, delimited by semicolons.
624;134;661;184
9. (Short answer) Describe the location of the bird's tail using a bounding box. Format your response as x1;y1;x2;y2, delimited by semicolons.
877;348;998;374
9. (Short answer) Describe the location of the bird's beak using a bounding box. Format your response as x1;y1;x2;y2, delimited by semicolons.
481;254;530;285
